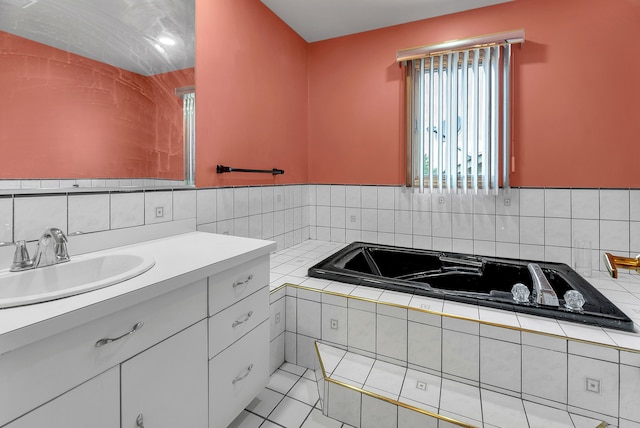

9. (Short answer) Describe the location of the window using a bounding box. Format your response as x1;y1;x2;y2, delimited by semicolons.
177;87;196;186
398;30;523;193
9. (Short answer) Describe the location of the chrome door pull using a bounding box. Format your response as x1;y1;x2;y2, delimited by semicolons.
95;322;144;347
232;275;253;288
232;364;253;384
232;311;253;328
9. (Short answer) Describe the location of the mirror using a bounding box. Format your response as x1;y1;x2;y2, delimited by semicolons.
0;0;195;189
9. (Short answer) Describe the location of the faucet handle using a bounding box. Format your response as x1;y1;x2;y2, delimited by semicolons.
0;240;35;272
12;240;34;271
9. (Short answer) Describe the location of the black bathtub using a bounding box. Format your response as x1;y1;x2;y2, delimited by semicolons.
308;242;634;332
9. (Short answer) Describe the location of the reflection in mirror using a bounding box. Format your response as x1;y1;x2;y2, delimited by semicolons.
0;0;195;189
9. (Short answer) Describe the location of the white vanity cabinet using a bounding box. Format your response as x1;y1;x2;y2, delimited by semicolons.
208;254;271;428
4;366;120;428
1;279;208;428
121;319;208;428
0;232;276;428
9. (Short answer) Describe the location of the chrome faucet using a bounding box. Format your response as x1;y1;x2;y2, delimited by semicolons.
32;228;70;268
0;240;35;271
527;263;559;306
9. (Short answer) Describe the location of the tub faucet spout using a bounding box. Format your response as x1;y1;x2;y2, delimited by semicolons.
603;252;640;279
527;263;559;306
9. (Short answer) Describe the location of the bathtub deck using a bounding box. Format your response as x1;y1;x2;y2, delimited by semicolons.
269;240;640;351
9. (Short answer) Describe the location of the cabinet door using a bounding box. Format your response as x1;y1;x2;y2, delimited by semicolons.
6;366;119;428
121;320;208;428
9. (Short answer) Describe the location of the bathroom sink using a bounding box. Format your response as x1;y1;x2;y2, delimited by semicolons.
0;253;155;309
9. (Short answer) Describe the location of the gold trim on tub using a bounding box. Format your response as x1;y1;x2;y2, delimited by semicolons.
278;283;640;355
313;341;477;428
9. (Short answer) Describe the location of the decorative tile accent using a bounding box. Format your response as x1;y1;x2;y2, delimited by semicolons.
567;354;619;418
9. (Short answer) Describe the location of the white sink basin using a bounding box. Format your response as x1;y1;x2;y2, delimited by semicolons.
0;253;155;309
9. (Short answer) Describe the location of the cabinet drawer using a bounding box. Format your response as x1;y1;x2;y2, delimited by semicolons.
208;255;269;315
209;320;269;428
209;286;269;357
0;279;207;426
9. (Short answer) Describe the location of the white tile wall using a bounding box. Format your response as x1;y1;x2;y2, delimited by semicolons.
0;197;13;242
14;195;67;240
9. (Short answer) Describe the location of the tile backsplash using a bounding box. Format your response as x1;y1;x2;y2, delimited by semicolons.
0;184;638;273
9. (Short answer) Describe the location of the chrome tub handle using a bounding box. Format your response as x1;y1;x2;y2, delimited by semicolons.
95;322;144;347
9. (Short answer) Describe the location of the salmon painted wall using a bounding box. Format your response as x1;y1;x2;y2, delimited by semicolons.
0;31;192;180
195;0;308;187
307;0;640;188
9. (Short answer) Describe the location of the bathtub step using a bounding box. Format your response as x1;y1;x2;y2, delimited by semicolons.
314;342;610;428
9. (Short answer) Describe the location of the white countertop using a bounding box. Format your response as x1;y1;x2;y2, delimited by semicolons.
0;232;276;355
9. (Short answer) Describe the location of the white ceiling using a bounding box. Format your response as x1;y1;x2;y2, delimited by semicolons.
0;0;512;76
261;0;514;43
0;0;194;76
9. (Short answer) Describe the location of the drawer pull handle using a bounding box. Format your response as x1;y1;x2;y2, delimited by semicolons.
95;322;144;347
233;275;254;288
232;364;254;385
232;311;254;328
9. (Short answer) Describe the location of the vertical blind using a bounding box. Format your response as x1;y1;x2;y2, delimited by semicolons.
400;31;523;194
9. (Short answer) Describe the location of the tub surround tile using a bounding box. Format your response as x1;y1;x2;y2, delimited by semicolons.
296;299;321;338
361;394;397;428
408;295;444;315
378;290;411;308
451;213;473;239
397;407;438;428
600;220;630;252
568;354;619;418
364;360;406;398
521;346;569;404
496;188;520;216
411;193;431;212
473;194;496;215
441;329;479;382
348;308;376;354
408;321;441;372
481;389;529;428
376;314;407;362
451;193;473;214
572;189;600;220
545;217;571;247
520;188;545;217
545;189;571;218
321;304;347;346
480;337;521;393
600;189;630;221
439;378;482;422
377;187;395;210
400;368;441;409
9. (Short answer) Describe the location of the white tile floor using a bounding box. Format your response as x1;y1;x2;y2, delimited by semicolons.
229;362;351;428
